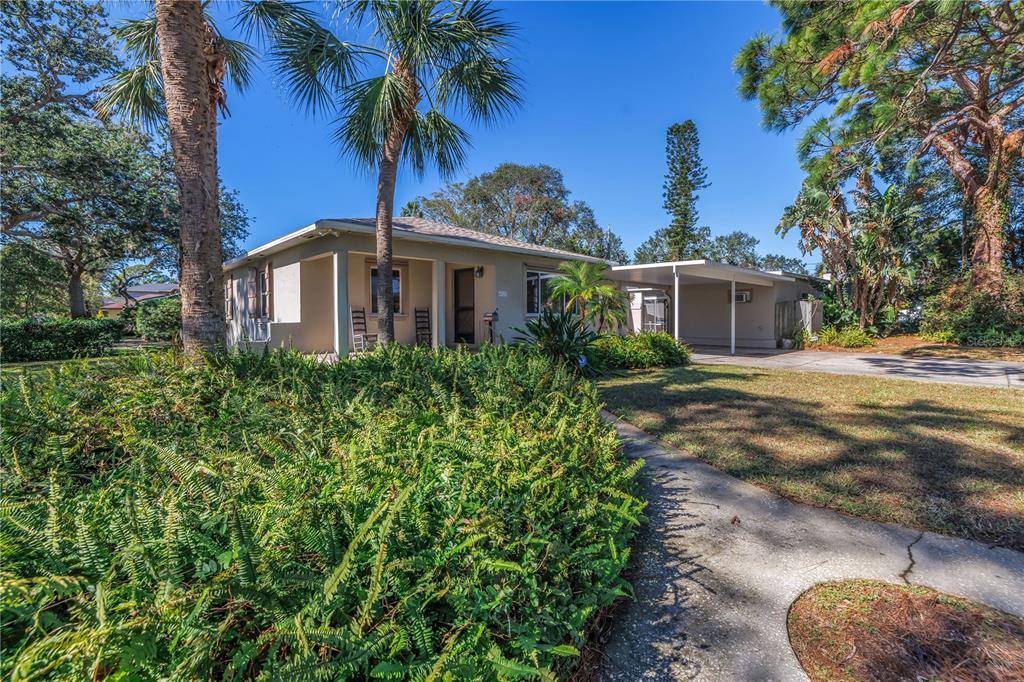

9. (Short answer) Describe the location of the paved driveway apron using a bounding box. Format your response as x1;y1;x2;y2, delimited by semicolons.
595;415;1024;682
690;348;1024;389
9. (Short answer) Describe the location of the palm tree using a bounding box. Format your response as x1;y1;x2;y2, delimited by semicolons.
97;1;332;352
292;0;522;343
547;260;627;332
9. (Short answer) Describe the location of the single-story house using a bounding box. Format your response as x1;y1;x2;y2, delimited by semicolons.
223;217;822;355
223;217;608;355
99;282;179;318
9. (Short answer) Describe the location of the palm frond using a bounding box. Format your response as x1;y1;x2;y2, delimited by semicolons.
270;18;365;115
220;38;259;93
112;16;159;64
95;61;164;128
403;109;469;179
333;73;413;167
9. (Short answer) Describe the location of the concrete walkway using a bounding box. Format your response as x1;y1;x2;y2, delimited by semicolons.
596;414;1024;682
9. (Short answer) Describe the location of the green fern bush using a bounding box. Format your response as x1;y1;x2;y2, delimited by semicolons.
589;332;691;370
1;344;643;681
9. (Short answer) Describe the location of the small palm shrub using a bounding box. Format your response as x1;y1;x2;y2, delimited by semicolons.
134;296;181;342
513;309;598;372
1;344;643;680
590;332;691;370
814;325;874;348
921;275;1024;347
0;318;124;362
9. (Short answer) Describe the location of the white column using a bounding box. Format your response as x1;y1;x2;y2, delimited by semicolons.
673;265;680;341
432;260;446;349
332;249;349;357
730;277;736;356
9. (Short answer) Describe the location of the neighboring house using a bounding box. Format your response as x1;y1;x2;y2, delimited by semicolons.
613;261;822;350
223;217;607;355
223;217;822;356
99;282;179;319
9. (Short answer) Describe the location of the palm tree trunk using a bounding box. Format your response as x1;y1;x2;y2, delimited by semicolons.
154;0;225;353
373;60;417;344
374;127;402;344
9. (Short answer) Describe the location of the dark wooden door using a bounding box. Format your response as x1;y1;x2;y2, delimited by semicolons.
454;268;475;344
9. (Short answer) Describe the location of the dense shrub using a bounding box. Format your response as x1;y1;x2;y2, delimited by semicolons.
134;295;181;341
921;275;1024;347
0;318;124;362
513;309;598;372
0;344;643;680
814;325;874;348
590;332;691;369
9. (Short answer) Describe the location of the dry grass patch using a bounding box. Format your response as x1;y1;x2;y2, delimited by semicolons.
788;579;1024;682
598;365;1024;549
813;333;1024;363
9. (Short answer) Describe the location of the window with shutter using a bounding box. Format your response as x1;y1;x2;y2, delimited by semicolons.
247;267;258;317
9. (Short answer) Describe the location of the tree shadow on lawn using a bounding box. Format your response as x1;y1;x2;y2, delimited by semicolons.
599;367;1024;551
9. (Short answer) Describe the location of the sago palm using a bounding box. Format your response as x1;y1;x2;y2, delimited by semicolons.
97;0;337;352
547;260;626;332
282;0;521;343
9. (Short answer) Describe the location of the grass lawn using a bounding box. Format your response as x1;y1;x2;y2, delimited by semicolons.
788;579;1024;682
812;333;1024;363
598;365;1024;550
0;343;170;379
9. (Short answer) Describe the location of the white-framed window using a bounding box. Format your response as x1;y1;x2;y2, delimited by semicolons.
728;288;752;304
224;276;233;320
525;270;569;315
370;267;402;314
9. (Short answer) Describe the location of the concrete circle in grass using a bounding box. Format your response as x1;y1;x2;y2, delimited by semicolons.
787;579;1024;682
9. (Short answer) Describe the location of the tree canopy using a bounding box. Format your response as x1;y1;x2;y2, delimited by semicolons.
410;163;629;262
736;0;1024;292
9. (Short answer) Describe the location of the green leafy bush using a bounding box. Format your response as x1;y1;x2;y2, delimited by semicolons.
513;309;598;373
134;295;181;342
815;326;874;348
1;344;643;680
590;332;691;370
0;318;124;362
921;275;1024;347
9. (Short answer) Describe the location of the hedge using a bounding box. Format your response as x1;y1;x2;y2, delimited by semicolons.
134;295;181;341
590;331;691;370
0;318;124;362
921;274;1024;347
1;344;644;680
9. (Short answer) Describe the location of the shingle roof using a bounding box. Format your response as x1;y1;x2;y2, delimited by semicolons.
336;216;608;262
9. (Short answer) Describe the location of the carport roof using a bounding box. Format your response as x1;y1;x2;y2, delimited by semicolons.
610;260;796;287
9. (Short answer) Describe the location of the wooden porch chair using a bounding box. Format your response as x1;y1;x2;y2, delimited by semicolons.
350;307;378;353
415;307;432;346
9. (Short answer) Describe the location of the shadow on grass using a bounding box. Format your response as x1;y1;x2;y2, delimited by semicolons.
599;367;1024;551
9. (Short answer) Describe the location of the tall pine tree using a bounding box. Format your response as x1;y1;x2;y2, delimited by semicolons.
663;121;709;260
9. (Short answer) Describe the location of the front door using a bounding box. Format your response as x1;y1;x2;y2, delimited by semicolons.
454;268;475;344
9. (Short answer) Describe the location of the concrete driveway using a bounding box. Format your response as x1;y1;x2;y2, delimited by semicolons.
690;347;1024;389
596;415;1024;681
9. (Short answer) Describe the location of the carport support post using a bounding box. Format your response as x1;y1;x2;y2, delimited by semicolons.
332;248;349;358
672;265;680;341
730;277;736;356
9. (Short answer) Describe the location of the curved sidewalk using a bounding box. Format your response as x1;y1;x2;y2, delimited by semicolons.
596;414;1024;681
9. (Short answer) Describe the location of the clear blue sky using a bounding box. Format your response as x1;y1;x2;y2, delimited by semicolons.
145;1;810;260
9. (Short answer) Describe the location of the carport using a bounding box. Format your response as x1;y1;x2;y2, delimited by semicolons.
609;260;798;355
